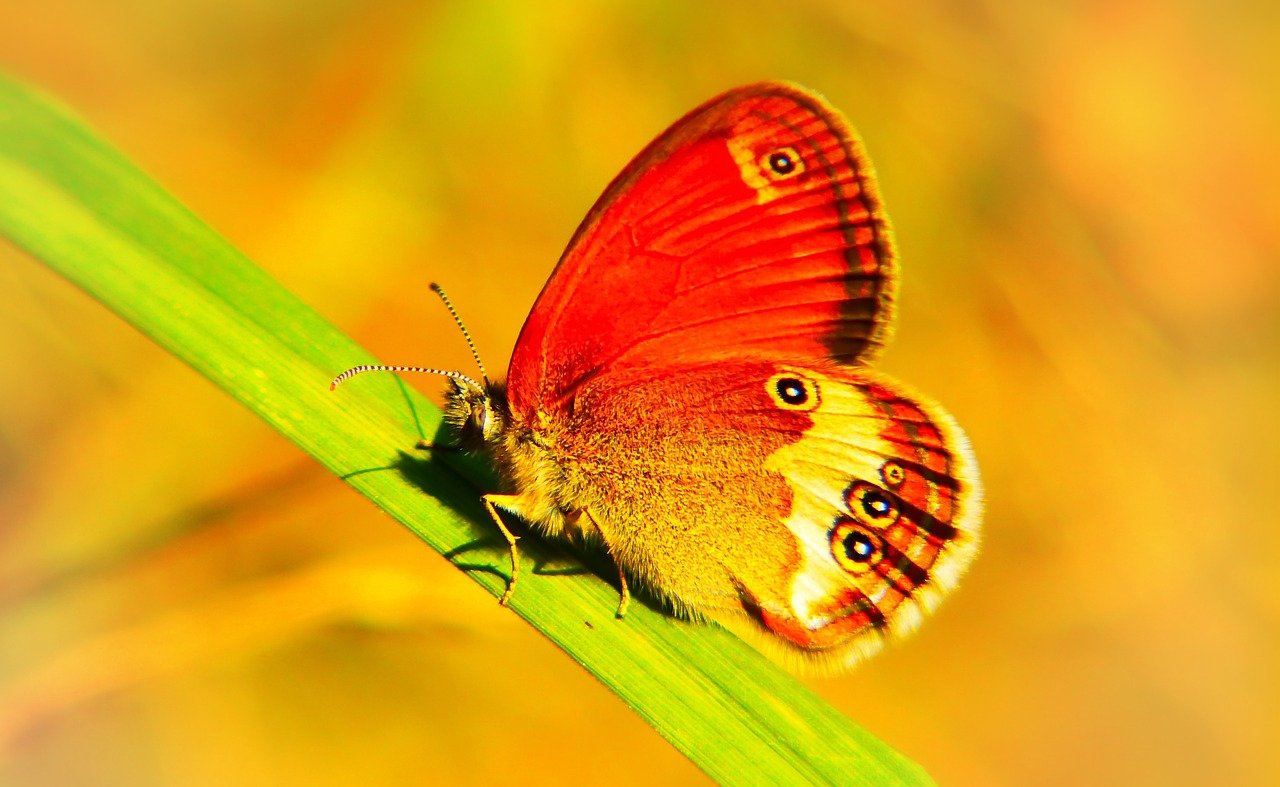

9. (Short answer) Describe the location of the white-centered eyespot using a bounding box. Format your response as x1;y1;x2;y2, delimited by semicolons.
759;146;805;181
767;372;820;411
830;517;883;574
844;481;901;529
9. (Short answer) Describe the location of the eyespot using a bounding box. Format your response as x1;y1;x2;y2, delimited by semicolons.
760;146;804;180
767;372;819;411
845;481;900;526
830;517;882;574
777;378;807;405
880;461;906;489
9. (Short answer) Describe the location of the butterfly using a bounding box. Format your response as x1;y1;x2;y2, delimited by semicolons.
333;82;982;673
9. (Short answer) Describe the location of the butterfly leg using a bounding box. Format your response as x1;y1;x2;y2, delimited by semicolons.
614;566;632;618
482;494;522;606
582;509;631;618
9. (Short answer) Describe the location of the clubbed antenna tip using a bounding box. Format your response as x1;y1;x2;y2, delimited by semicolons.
429;282;488;385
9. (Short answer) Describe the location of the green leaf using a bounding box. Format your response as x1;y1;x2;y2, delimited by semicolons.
0;72;934;786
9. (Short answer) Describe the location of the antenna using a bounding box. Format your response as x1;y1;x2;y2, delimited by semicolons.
329;282;490;392
330;365;481;391
429;282;488;385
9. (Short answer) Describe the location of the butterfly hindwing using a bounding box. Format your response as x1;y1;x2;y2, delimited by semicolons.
548;361;980;672
740;365;982;669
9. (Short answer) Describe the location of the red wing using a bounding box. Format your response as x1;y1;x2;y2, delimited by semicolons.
507;82;898;418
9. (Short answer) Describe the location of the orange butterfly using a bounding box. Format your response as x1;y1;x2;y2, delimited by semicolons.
335;82;982;673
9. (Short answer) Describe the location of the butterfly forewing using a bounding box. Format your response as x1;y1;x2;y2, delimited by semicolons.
507;83;897;418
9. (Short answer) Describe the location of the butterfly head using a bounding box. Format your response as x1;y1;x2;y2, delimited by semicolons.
413;281;509;450
444;376;510;451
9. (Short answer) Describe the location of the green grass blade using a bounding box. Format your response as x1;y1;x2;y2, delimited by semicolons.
0;72;935;786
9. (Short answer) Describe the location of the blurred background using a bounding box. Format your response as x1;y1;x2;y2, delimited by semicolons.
1;1;1277;784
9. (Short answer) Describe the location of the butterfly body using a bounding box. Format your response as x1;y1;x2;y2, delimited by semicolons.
361;82;981;673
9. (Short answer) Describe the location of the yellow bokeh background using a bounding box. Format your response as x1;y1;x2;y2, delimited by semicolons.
2;2;1277;785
